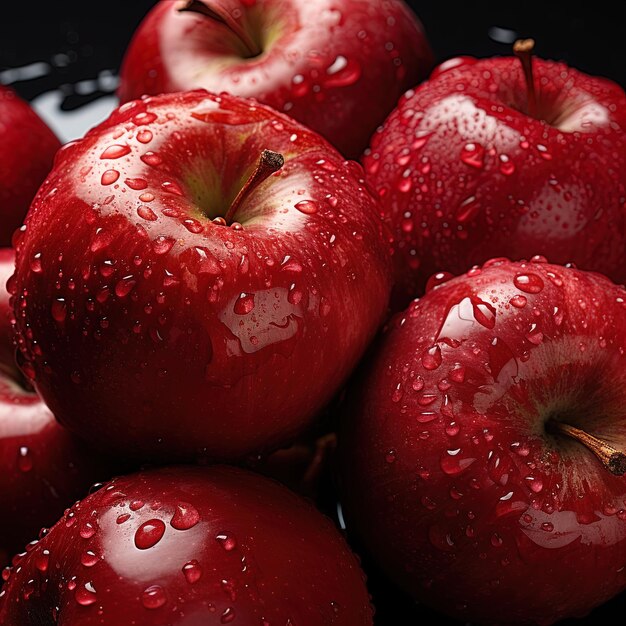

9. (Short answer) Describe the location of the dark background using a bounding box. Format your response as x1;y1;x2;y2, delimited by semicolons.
1;1;625;624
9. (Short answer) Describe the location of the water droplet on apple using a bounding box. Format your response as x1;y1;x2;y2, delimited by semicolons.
137;206;158;221
233;292;255;315
35;550;50;573
170;503;200;530
81;551;99;567
51;299;67;323
460;143;485;168
216;533;237;551
295;200;318;215
182;560;202;584
514;273;544;294
100;144;131;160
134;519;166;549
142;585;166;609
152;236;175;255
75;581;97;606
422;345;442;370
137;129;153;144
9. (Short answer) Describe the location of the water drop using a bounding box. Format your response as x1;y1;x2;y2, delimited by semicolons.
170;503;200;530
514;273;544;294
182;560;202;584
17;446;33;472
100;144;131;160
75;582;97;606
460;143;485;169
295;200;318;215
134;519;166;549
233;292;255;315
142;585;166;609
216;533;237;551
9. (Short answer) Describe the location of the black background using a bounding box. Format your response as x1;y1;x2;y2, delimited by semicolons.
1;1;625;624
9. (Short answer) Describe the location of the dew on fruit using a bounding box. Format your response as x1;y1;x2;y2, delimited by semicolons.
80;522;96;539
81;551;99;567
35;550;50;573
134;519;166;549
456;195;481;223
138;205;158;221
115;276;136;298
233;292;255;315
141;151;162;167
295;200;318;215
514;273;544;294
216;533;237;551
152;236;175;255
422;345;442;370
29;252;43;273
125;177;148;190
137;129;153;144
170;503;200;530
460;142;485;169
221;607;236;623
17;445;33;472
75;581;98;606
323;56;362;88
440;449;476;476
142;585;167;610
51;299;67;323
510;295;527;308
471;297;496;329
100;144;131;159
182;560;202;584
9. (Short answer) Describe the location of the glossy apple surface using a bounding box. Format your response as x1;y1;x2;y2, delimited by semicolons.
339;258;626;624
0;465;373;625
11;90;392;463
118;0;433;158
363;55;626;307
0;249;111;566
0;86;60;245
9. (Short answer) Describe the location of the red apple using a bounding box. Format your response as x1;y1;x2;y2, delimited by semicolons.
0;86;60;246
118;0;433;158
363;42;626;308
0;249;113;567
0;465;373;625
338;257;626;624
10;90;392;463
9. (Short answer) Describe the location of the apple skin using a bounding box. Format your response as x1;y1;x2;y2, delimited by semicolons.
118;0;433;158
363;55;626;308
0;249;114;567
10;90;392;463
0;465;373;625
0;86;60;246
338;258;626;625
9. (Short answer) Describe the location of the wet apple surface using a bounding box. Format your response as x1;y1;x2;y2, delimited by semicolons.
0;249;115;567
339;258;626;625
364;52;626;308
118;0;433;158
0;466;373;625
0;87;60;246
10;90;392;463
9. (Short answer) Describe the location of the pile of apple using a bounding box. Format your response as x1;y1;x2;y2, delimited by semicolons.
1;1;625;624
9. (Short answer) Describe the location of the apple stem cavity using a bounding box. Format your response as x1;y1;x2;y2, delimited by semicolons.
178;0;262;59
548;420;626;476
223;149;285;225
513;38;538;119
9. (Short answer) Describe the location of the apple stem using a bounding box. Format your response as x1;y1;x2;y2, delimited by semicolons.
178;0;262;58
548;421;626;476
513;38;538;119
223;149;284;225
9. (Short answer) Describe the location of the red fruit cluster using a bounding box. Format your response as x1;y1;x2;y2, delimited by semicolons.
1;2;625;625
